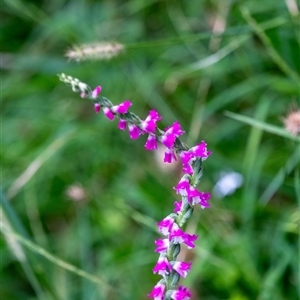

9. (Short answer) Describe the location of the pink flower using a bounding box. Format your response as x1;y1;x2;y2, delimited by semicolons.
179;151;194;164
128;124;142;139
177;141;211;173
169;223;185;244
111;100;132;114
157;216;175;236
170;285;192;300
153;255;172;276
145;135;157;150
164;148;177;163
189;189;210;208
141;110;162;133
181;163;193;175
103;100;132;121
161;133;176;149
174;177;191;197
182;232;198;249
179;151;195;174
103;107;114;120
91;86;102;98
173;201;183;213
165;121;185;136
94;102;101;114
172;261;192;278
154;239;169;253
191;141;212;160
161;121;185;149
148;282;165;300
174;179;209;208
169;224;198;248
118;119;127;131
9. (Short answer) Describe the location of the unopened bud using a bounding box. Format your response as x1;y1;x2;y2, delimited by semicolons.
94;103;101;113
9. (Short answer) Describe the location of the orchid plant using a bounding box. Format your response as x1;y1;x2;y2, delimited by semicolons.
59;73;212;300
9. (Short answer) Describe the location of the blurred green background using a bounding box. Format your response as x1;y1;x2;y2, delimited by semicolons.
1;0;299;299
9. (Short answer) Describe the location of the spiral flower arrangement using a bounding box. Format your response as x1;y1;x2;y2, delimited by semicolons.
59;73;212;300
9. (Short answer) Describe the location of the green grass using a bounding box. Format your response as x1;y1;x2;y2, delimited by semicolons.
1;0;299;299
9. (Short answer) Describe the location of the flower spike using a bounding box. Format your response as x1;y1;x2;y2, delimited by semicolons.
58;74;212;299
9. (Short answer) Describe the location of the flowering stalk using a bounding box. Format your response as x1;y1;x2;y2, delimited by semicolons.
58;73;212;300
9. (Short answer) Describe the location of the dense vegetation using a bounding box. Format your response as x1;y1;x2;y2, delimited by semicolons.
2;0;299;299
